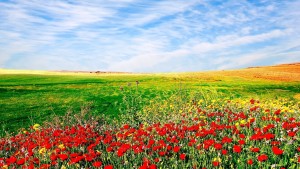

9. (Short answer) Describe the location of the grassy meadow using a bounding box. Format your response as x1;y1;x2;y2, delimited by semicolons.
0;64;300;135
0;63;300;168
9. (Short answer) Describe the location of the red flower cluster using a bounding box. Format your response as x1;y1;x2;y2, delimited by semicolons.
0;99;299;168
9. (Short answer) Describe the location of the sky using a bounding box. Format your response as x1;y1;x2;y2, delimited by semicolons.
0;0;300;72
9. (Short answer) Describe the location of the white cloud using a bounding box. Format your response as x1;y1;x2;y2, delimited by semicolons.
0;0;299;72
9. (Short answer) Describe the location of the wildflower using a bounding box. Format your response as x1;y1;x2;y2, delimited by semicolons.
272;146;284;155
247;159;253;165
93;161;102;167
240;120;247;125
288;131;296;137
16;158;25;165
238;140;245;145
180;153;186;160
33;124;40;130
6;156;17;164
58;154;68;161
58;144;65;149
61;165;67;169
257;154;268;162
221;149;227;155
104;165;114;169
39;147;47;154
233;145;242;153
173;146;180;153
212;161;219;167
250;147;260;153
213;157;221;162
214;143;222;150
149;164;157;169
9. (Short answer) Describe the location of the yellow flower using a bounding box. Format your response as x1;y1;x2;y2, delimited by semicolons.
213;157;221;162
199;116;206;119
2;165;8;169
235;122;240;127
58;144;65;149
240;120;247;125
39;147;47;154
61;165;67;169
33;124;40;131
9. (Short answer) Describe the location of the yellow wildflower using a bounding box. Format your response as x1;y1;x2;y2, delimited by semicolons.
213;157;221;162
235;122;240;127
58;144;65;149
33;124;40;131
240;120;247;125
39;147;47;154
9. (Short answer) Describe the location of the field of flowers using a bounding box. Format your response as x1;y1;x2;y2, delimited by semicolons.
1;90;299;169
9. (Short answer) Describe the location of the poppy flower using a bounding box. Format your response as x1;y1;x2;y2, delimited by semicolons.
250;147;260;153
104;165;114;169
288;131;296;137
16;158;25;165
173;146;180;153
238;140;245;145
257;154;268;162
180;153;186;160
272;146;284;155
212;161;219;167
58;154;68;161
247;159;253;165
6;156;17;164
233;145;242;153
93;161;102;167
149;164;157;169
214;143;222;150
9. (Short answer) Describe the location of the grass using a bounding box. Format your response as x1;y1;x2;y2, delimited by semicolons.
0;64;300;136
0;64;300;168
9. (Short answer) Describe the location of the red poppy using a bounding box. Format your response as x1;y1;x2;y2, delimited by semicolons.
221;137;232;144
159;151;166;156
58;154;68;161
180;154;186;160
257;154;268;162
233;145;242;153
221;149;227;155
149;164;157;169
173;146;180;153
214;143;222;150
154;158;160;163
16;158;25;165
239;134;245;139
212;161;219;167
247;159;253;165
272;146;284;155
250;147;260;153
93;161;102;167
104;165;114;169
6;156;17;164
288;131;296;137
238;140;245;145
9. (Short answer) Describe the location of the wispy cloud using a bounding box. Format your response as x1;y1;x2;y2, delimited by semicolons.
0;0;299;72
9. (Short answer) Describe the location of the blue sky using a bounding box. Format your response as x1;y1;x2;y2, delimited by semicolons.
0;0;300;72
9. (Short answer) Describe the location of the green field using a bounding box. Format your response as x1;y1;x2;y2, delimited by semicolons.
1;66;300;136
